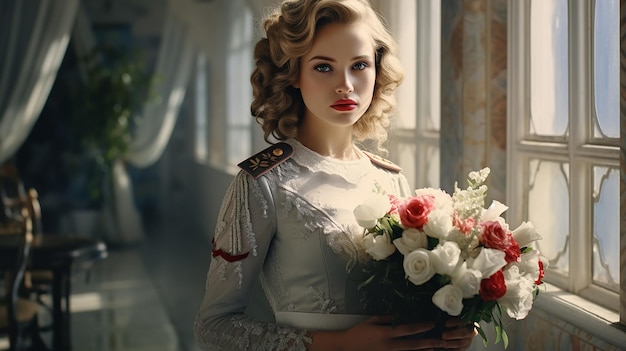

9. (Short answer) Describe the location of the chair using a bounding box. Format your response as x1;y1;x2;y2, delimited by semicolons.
0;163;52;310
0;208;45;350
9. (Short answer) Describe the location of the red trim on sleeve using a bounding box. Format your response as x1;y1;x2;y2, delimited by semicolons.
211;239;250;262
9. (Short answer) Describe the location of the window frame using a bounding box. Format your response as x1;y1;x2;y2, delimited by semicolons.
380;0;441;190
507;0;624;338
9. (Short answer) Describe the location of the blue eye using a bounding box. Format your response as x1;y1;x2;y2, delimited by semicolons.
314;64;332;72
353;62;368;70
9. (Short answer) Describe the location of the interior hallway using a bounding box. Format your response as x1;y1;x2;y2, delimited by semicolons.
0;217;211;351
70;215;210;351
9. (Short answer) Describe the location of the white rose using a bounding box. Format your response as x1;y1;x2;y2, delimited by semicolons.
511;221;542;248
480;200;509;226
403;249;436;285
423;209;453;240
393;228;428;255
432;284;464;316
362;232;396;260
467;247;507;278
353;194;391;229
450;262;482;298
518;250;540;282
499;265;536;320
430;241;461;275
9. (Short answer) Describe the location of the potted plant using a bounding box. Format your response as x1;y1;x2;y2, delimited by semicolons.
66;44;153;242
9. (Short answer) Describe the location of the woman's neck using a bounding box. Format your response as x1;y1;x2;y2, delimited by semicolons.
296;130;359;161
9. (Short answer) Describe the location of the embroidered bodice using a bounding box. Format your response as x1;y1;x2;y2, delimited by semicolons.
194;139;411;350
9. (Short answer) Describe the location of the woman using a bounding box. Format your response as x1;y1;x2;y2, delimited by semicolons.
194;0;477;350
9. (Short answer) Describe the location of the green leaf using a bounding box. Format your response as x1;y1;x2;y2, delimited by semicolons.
502;329;509;349
357;274;377;290
476;326;488;346
495;324;503;344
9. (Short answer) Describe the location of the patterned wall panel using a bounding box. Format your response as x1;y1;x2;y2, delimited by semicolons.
440;0;506;203
440;0;464;194
620;0;626;324
486;0;507;202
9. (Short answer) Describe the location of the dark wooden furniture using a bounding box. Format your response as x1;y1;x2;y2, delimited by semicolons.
0;210;42;350
0;234;108;350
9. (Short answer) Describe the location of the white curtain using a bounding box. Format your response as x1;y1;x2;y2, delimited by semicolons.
126;12;196;168
0;0;79;164
66;2;196;170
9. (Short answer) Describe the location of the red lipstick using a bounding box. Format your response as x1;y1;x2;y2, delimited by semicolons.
331;98;357;111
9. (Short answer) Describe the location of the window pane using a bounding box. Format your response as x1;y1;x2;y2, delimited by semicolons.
593;0;619;139
528;159;569;275
421;145;439;188
395;142;416;190
195;52;208;162
227;128;251;167
393;0;417;130
530;0;568;137
391;142;439;190
225;2;253;164
592;166;620;291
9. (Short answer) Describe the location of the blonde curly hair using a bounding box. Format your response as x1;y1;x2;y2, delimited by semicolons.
250;0;403;151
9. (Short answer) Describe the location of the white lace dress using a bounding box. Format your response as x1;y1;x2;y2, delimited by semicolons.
194;139;411;350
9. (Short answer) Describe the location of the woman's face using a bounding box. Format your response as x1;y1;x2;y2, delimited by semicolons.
296;21;376;132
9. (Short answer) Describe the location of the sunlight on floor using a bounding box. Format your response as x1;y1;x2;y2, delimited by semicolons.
0;249;182;351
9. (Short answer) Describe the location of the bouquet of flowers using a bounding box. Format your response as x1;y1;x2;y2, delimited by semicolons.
353;168;546;347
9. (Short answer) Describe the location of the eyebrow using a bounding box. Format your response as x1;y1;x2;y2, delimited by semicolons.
307;55;372;62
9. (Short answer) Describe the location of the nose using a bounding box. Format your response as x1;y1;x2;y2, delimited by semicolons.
335;71;354;94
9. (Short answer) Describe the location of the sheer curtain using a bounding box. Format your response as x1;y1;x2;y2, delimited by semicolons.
71;4;195;169
126;12;195;168
70;4;195;243
0;0;79;164
0;0;195;244
116;12;195;243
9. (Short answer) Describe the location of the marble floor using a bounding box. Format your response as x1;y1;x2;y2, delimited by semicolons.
1;219;211;351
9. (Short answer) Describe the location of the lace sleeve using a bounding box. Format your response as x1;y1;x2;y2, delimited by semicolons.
194;171;312;350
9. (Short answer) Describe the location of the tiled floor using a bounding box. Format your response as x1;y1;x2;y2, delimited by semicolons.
70;248;181;351
1;218;211;351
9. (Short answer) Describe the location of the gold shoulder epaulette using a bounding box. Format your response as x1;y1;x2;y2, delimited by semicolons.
238;142;294;178
362;151;402;173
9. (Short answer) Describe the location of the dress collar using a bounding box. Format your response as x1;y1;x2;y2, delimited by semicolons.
284;138;373;184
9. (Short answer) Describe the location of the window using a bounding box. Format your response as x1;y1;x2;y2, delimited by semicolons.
508;0;621;320
224;1;253;170
194;51;209;162
207;0;254;173
380;0;441;190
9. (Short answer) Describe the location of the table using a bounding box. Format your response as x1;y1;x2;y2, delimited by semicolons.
0;234;108;350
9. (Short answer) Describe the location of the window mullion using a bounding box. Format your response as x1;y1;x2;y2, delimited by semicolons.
506;0;529;226
568;0;594;293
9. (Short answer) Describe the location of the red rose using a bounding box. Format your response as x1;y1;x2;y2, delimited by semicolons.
480;221;510;249
398;195;435;230
480;270;507;301
502;236;520;263
454;215;475;235
535;260;545;285
388;195;401;214
480;221;521;263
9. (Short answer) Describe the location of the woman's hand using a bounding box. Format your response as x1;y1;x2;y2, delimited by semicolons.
308;315;449;351
440;318;478;351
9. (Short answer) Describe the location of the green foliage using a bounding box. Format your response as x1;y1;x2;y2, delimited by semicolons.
69;45;154;204
72;45;152;167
